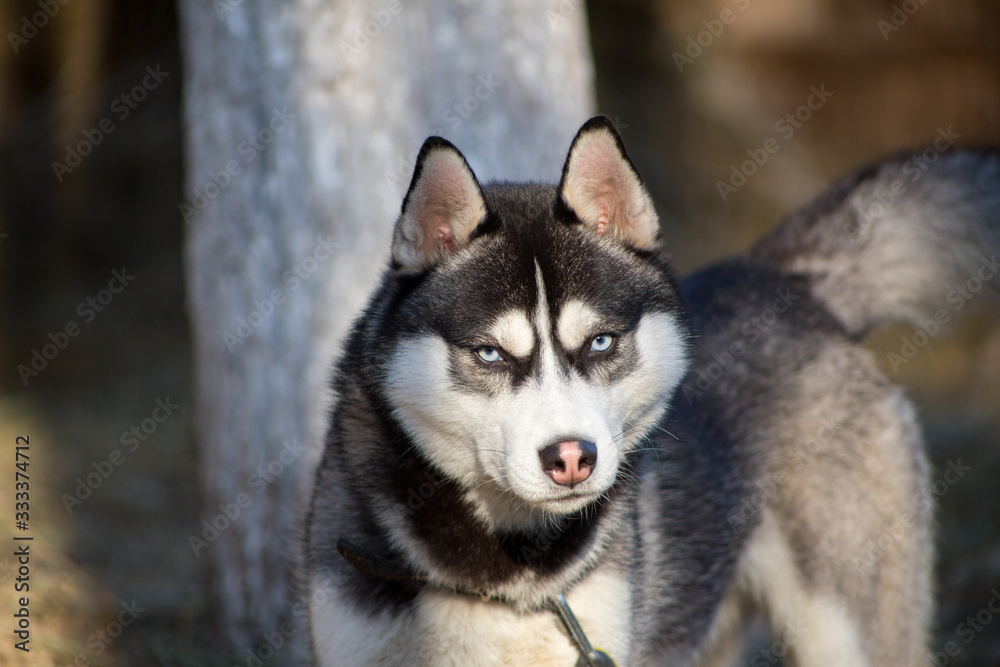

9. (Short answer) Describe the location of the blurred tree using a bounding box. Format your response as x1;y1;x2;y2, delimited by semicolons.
178;0;595;653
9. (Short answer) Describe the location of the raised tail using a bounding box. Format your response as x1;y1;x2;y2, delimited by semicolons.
750;148;1000;337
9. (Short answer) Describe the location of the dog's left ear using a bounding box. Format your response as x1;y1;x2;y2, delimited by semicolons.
557;116;659;250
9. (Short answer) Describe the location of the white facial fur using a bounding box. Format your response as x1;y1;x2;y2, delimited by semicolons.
384;266;689;530
556;299;601;351
490;309;535;359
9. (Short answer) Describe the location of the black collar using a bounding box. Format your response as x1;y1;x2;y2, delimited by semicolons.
336;539;616;666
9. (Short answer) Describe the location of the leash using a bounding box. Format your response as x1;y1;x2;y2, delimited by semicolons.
336;539;617;666
550;592;616;667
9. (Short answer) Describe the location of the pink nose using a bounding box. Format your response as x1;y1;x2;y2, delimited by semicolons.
539;440;597;487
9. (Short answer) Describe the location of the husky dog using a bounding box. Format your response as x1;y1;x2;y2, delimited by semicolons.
303;117;999;666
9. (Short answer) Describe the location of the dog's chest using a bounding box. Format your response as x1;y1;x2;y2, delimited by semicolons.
413;568;632;666
312;566;632;666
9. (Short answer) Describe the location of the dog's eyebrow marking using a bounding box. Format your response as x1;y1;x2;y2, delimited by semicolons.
489;309;535;359
557;300;601;351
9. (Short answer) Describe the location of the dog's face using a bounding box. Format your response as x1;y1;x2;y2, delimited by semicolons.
380;118;690;528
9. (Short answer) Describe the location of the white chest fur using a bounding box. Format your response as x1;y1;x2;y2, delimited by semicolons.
311;568;631;666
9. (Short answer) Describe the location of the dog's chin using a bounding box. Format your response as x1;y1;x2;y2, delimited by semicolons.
464;477;606;532
507;471;616;519
532;492;600;516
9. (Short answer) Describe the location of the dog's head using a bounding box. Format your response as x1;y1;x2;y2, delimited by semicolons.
379;117;690;529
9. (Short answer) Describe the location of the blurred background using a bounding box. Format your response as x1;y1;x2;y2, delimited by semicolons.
0;0;998;664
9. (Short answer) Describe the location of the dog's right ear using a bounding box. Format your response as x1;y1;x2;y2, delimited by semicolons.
391;137;487;275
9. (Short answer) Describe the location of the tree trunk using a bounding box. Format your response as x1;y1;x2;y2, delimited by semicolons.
178;0;595;652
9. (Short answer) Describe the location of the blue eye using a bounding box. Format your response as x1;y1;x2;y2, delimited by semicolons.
476;346;503;363
590;334;614;352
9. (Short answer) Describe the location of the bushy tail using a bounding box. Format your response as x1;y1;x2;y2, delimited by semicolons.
751;148;1000;337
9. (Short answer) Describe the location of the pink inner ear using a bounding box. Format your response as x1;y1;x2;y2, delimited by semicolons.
413;157;481;257
393;145;487;273
435;224;454;252
564;133;633;231
414;208;453;259
595;214;609;235
560;128;658;250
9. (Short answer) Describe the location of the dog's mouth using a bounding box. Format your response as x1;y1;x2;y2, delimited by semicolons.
463;471;608;531
537;491;599;512
514;479;610;517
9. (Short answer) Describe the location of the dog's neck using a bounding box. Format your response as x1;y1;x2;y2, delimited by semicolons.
335;537;618;666
369;451;637;610
336;380;643;610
